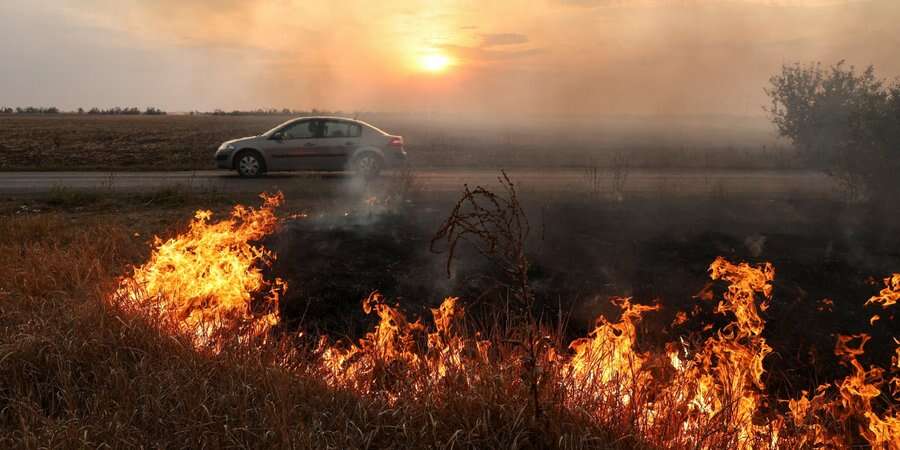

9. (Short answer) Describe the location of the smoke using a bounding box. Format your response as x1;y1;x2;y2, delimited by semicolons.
17;0;900;115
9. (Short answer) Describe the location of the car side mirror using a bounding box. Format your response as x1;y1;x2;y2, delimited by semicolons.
271;132;284;141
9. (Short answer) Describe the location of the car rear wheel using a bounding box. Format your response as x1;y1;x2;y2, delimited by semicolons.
236;151;266;177
353;153;382;179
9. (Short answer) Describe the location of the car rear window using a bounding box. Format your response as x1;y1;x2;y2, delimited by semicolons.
322;120;361;138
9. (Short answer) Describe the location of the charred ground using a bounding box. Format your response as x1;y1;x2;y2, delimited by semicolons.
259;188;899;403
1;173;898;448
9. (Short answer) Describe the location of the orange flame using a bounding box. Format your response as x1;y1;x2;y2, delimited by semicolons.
113;195;900;447
868;274;900;309
789;287;900;448
566;297;658;406
664;257;778;449
115;192;286;348
320;294;473;398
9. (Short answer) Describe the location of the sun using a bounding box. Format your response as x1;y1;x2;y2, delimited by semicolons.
418;53;453;73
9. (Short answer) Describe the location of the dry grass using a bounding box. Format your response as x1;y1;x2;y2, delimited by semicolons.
0;211;625;449
1;199;894;449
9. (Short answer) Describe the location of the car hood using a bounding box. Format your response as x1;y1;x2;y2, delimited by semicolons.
223;136;260;146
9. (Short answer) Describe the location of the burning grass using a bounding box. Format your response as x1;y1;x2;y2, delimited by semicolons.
1;190;898;448
114;192;286;348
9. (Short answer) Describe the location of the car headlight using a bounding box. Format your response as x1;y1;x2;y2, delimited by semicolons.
218;143;235;151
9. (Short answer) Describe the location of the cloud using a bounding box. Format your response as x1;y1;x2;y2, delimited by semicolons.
556;0;866;7
481;33;529;47
441;44;543;63
7;0;900;115
436;32;536;64
555;0;624;6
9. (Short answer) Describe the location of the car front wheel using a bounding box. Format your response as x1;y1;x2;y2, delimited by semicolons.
236;151;265;177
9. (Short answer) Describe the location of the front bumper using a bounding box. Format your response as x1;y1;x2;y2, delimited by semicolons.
215;150;233;169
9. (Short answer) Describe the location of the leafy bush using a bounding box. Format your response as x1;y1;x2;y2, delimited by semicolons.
766;62;900;201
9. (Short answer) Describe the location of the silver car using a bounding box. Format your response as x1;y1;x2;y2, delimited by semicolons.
215;116;407;178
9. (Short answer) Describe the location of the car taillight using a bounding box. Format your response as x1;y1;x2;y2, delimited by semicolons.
388;136;404;148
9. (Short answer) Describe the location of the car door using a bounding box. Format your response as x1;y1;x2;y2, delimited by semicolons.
268;119;323;170
316;120;362;170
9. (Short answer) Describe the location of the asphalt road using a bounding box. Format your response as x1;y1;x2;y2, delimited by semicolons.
0;169;837;199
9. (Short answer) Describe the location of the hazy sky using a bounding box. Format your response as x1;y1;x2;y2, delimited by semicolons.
1;0;898;116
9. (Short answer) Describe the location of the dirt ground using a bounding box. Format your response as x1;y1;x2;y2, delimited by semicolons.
257;188;899;400
0;114;798;171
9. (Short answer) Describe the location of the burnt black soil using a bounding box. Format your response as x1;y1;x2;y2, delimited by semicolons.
263;195;900;396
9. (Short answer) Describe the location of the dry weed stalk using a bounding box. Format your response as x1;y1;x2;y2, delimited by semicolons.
431;170;532;306
430;171;559;422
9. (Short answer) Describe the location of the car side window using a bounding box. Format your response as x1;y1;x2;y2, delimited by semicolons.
322;121;361;138
281;120;320;140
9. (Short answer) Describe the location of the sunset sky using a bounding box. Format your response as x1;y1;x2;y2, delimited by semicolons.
2;0;898;116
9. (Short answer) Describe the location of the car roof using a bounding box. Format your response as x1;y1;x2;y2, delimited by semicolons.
288;116;387;134
294;115;359;123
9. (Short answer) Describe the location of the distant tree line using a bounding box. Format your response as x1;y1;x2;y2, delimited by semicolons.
208;108;296;116
83;107;166;115
0;106;166;115
0;106;60;114
0;106;345;116
191;108;339;116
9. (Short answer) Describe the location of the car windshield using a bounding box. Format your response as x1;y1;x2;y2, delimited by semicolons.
264;119;299;136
